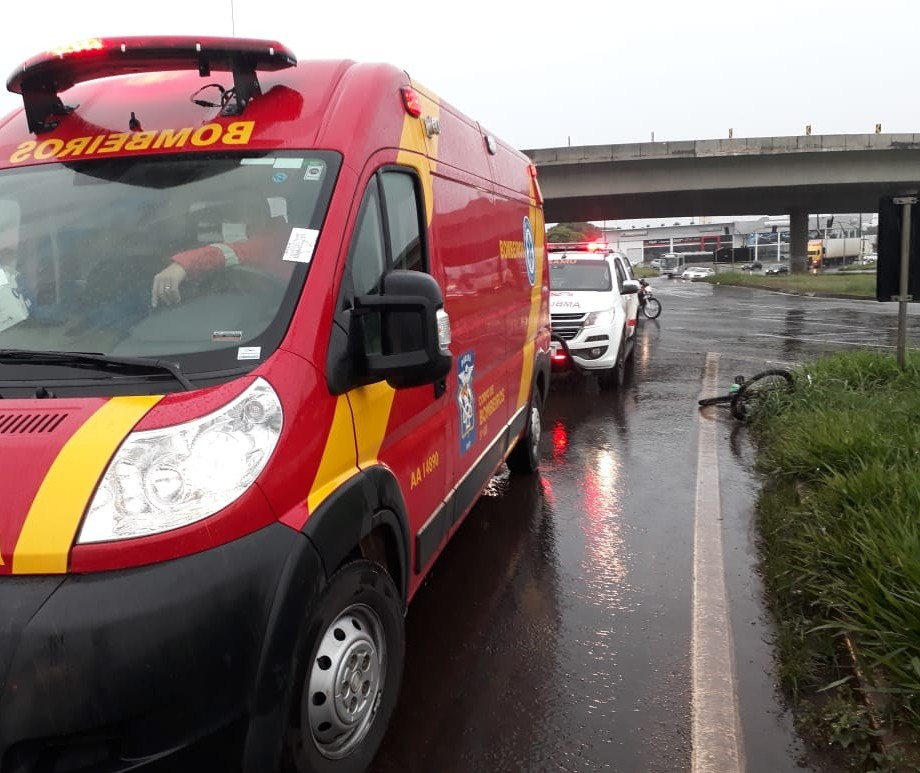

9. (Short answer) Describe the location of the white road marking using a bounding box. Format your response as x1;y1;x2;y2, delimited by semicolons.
752;332;894;349
744;315;889;332
692;352;744;773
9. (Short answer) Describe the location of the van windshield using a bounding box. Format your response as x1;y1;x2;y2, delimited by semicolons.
549;259;612;291
0;152;339;384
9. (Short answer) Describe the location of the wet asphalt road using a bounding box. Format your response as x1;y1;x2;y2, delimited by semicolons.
371;279;920;773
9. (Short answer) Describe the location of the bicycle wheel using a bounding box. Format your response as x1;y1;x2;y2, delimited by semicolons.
730;368;794;420
642;297;661;319
698;393;734;407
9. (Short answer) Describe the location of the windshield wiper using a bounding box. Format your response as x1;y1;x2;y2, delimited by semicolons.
0;349;194;391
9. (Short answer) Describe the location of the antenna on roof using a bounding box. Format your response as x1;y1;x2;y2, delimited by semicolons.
230;0;237;36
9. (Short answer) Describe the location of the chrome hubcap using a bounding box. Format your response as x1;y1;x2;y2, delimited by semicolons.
306;604;386;759
530;403;541;455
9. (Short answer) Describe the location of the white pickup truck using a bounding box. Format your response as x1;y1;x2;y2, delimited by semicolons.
548;243;641;389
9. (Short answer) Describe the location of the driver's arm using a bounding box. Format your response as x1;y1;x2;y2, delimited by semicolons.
151;243;236;307
151;222;289;307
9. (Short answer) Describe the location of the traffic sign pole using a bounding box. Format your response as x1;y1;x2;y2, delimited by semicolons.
893;196;917;368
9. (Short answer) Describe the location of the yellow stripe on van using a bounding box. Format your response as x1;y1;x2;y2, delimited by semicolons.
12;395;162;575
306;384;396;513
307;395;361;513
518;196;546;409
348;381;397;467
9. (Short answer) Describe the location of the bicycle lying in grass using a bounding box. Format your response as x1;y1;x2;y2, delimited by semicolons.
698;368;795;420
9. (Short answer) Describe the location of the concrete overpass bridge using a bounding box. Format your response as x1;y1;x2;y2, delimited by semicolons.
523;134;920;269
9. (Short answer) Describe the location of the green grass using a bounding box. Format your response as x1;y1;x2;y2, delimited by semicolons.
837;263;876;272
702;269;877;298
752;351;920;767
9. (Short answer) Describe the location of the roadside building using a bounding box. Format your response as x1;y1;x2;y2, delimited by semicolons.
603;213;876;267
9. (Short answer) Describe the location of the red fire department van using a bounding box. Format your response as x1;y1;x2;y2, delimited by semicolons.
0;37;550;773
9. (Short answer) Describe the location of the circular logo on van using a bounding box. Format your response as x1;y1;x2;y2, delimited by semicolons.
523;217;536;286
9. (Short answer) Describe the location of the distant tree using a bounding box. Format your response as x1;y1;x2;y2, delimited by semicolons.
547;222;602;243
547;225;579;243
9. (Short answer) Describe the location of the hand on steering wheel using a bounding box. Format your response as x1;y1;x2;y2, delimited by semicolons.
151;262;188;307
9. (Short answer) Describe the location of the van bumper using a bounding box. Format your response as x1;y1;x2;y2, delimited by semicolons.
0;523;324;773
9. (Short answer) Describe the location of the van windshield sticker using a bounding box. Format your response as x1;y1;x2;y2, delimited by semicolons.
212;330;243;342
237;346;261;361
303;160;326;182
273;158;303;169
282;227;319;264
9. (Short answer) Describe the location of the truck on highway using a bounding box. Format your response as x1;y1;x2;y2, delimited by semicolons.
807;235;874;269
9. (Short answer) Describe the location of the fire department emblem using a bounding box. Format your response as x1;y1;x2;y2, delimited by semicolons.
457;351;476;454
523;216;536;286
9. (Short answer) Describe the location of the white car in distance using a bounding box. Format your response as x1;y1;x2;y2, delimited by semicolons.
681;265;715;281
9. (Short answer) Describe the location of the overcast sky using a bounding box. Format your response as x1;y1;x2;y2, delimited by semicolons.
0;0;916;152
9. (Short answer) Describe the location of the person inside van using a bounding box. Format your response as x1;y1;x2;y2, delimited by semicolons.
151;199;291;308
0;210;38;333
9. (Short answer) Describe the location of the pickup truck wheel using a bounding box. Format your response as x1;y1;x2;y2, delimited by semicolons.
284;561;404;773
597;344;626;390
506;389;543;474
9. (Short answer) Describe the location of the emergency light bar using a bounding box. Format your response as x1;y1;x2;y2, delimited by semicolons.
7;36;298;134
547;242;611;254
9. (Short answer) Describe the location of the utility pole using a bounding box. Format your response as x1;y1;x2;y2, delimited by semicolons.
858;212;863;261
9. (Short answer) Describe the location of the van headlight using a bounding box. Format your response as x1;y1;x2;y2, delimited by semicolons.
585;307;616;328
78;378;283;543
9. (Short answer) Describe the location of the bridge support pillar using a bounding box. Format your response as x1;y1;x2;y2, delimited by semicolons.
789;208;809;273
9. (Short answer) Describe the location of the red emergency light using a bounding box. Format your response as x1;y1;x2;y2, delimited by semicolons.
400;87;422;118
547;241;611;254
7;36;298;134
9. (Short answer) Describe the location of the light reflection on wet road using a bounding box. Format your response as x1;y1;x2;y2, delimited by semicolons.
372;280;919;773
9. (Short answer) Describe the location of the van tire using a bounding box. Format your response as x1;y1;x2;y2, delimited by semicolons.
284;560;404;773
506;390;543;474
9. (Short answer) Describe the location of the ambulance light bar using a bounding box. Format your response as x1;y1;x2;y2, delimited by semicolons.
7;36;298;134
547;242;611;254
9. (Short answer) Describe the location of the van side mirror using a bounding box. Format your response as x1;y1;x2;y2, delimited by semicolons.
622;279;641;295
352;270;452;389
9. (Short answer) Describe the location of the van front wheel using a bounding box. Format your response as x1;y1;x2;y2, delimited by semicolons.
506;390;543;474
285;560;404;773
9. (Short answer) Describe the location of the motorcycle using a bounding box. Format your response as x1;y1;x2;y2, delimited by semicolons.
638;279;661;319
